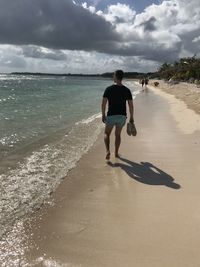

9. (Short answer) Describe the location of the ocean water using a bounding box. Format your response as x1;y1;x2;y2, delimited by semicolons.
0;74;140;239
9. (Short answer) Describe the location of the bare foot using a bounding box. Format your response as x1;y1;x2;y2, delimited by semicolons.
106;152;110;160
115;153;120;158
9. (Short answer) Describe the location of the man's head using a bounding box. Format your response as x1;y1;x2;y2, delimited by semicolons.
114;70;124;82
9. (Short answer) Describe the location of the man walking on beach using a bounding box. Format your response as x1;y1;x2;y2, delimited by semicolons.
101;70;134;160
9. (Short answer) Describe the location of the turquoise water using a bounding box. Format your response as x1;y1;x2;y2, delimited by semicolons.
0;74;140;238
0;75;108;161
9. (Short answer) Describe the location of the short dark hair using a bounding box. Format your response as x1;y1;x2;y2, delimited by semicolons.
115;70;124;81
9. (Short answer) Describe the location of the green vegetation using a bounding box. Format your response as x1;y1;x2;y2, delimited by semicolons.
156;56;200;83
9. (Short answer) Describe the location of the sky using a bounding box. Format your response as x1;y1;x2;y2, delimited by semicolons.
0;0;199;74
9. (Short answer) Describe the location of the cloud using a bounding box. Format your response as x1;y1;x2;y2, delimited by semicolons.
0;45;27;72
100;3;136;24
21;46;67;61
91;1;182;61
192;36;200;43
0;0;200;73
0;44;159;74
0;0;119;51
136;0;200;58
138;17;157;32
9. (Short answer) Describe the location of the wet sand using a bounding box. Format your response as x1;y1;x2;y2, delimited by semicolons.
1;83;200;267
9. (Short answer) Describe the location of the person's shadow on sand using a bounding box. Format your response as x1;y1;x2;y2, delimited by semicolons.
108;157;181;190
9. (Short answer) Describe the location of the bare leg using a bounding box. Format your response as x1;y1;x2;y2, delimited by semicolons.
115;126;123;157
104;125;113;159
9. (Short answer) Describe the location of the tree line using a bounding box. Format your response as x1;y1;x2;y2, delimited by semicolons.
156;56;200;83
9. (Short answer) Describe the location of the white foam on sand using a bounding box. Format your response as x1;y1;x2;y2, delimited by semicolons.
75;113;101;125
124;80;142;99
0;115;103;239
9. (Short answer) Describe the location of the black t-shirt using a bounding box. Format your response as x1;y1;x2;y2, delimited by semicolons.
103;84;132;116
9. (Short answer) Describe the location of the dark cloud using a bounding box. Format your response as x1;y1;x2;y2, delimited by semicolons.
114;16;128;24
178;28;200;56
100;39;181;63
137;17;157;32
0;0;119;51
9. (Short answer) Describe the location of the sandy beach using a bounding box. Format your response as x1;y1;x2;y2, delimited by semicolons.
1;82;200;267
149;79;200;115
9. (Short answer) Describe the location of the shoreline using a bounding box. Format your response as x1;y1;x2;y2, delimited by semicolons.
0;80;139;241
1;81;200;266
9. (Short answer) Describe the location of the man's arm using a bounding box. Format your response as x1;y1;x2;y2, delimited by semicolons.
101;97;107;123
128;99;134;123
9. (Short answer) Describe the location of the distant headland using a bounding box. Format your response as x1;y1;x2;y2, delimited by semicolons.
8;55;200;84
10;72;153;79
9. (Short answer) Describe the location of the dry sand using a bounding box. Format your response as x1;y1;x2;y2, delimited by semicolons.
1;82;200;267
149;79;200;115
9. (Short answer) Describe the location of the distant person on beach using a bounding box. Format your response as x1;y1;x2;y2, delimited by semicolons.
141;78;145;87
144;77;149;86
101;70;134;160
